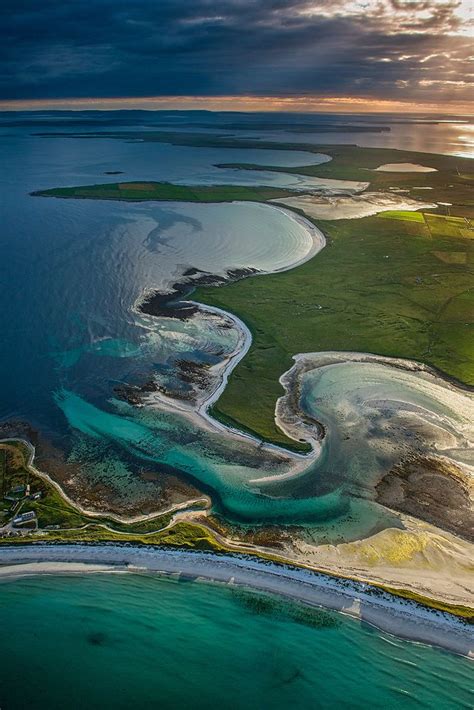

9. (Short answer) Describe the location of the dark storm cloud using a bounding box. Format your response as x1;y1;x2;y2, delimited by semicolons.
0;0;471;100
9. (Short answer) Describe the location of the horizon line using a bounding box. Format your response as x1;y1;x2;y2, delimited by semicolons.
1;95;473;115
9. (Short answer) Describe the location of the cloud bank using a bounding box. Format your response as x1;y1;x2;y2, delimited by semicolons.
1;0;472;105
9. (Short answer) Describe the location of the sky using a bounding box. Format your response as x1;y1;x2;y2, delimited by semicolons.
1;0;473;112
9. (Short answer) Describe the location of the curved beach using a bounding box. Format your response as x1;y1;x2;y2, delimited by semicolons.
0;544;472;658
139;202;325;459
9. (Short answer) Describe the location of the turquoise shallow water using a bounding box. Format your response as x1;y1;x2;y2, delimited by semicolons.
0;573;472;710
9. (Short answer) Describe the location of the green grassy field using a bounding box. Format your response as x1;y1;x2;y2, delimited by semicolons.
378;210;426;222
0;520;226;550
33;182;293;203
195;211;474;446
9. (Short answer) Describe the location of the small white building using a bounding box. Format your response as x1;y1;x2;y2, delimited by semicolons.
12;510;37;526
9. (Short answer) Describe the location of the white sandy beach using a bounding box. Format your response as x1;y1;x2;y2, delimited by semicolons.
141;203;325;460
374;163;438;172
0;544;472;659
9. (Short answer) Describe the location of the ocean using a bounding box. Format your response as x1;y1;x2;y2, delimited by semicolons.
0;572;472;710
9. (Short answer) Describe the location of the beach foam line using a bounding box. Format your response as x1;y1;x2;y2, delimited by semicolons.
0;545;472;659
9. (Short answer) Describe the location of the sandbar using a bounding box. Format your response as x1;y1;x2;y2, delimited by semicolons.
374;163;438;172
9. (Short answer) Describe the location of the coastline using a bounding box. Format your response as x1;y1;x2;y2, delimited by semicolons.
0;544;472;659
1;197;472;617
3;189;471;648
3;434;473;621
0;438;210;525
138;201;326;458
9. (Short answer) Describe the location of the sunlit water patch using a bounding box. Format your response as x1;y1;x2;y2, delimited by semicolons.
228;116;474;158
52;200;321;411
272;191;435;220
